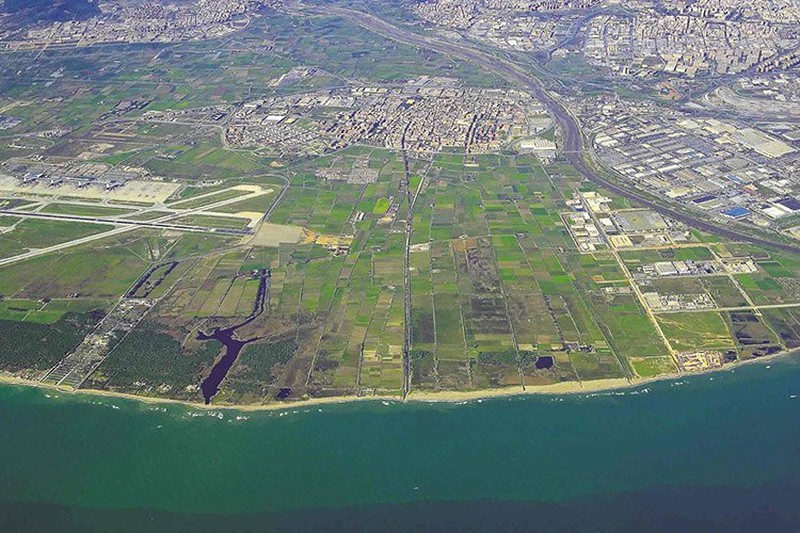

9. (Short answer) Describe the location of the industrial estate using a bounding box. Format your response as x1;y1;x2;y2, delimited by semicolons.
1;0;800;406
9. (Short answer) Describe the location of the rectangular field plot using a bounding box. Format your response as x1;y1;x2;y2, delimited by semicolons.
152;250;254;324
738;271;800;305
305;244;405;395
359;288;404;390
0;218;111;259
570;350;627;380
586;292;670;359
39;203;135;217
629;356;677;378
433;293;468;361
656;312;735;352
700;277;750;308
0;233;153;299
727;311;782;359
168;188;254;210
760;308;800;350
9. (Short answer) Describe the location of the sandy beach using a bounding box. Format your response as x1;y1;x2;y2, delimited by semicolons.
1;348;795;412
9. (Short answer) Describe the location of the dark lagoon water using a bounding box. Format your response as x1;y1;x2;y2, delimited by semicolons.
200;270;269;404
2;355;800;531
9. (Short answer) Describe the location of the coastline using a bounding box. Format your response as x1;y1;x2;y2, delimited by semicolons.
1;348;796;412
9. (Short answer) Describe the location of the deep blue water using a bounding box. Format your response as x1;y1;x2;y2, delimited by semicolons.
1;355;800;531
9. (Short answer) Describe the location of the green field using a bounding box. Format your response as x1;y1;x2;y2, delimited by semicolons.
0;219;111;259
39;203;134;218
175;214;250;230
656;312;736;352
0;5;798;406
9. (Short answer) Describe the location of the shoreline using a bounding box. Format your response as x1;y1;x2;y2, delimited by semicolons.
1;349;796;412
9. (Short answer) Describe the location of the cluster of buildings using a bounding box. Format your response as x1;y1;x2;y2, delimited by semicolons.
704;77;800;120
142;105;232;127
3;159;141;192
1;0;269;49
41;299;155;388
637;258;757;279
732;75;800;105
657;0;800;25
226;84;540;156
456;13;575;52
413;0;800;81
583;10;790;78
0;158;180;203
413;0;597;29
0;115;21;130
225;106;326;157
642;291;715;312
675;351;723;372
563;191;689;252
413;0;593;52
562;209;604;252
317;159;380;184
477;15;574;51
583;98;800;234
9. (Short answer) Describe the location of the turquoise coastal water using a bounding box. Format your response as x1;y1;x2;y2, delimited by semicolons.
2;356;800;531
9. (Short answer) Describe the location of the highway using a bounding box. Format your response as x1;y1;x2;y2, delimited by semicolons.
312;5;800;255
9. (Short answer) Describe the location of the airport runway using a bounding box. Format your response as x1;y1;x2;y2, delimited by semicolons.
0;209;250;235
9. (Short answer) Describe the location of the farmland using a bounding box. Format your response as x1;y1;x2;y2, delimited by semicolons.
4;145;800;405
0;4;799;407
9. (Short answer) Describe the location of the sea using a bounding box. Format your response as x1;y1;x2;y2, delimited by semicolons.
2;355;800;532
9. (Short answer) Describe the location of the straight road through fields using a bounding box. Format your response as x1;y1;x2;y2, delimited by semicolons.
311;5;800;255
